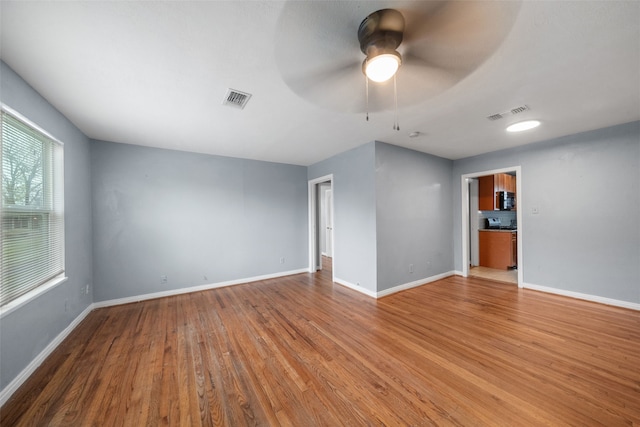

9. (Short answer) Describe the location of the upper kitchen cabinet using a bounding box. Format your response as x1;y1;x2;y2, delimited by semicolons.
495;173;516;194
479;173;516;210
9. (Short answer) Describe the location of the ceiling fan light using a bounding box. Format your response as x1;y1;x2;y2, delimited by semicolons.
364;52;401;82
506;120;541;132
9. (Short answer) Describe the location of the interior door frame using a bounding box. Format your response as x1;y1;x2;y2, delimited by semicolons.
460;166;523;287
308;174;334;275
324;189;333;257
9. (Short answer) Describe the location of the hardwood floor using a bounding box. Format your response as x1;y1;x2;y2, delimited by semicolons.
469;265;517;284
2;264;640;426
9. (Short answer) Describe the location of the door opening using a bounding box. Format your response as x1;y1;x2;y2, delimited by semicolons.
461;167;523;287
324;189;333;258
308;175;334;277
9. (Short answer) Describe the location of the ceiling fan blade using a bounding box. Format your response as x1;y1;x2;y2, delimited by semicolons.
286;62;401;114
401;1;522;74
284;60;363;111
395;54;462;106
274;2;362;112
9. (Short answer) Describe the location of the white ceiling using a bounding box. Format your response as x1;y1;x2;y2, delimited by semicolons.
1;1;638;166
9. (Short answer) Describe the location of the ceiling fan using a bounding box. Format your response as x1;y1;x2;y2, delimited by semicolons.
358;8;405;83
357;8;406;128
274;1;522;115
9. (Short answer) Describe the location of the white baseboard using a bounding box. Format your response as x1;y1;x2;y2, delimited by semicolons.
0;303;95;407
334;271;457;299
93;268;309;309
523;282;640;311
333;277;377;298
376;271;457;298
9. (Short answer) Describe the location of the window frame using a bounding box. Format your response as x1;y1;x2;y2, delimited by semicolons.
1;105;66;317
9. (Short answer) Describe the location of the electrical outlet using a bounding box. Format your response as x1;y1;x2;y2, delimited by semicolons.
160;275;168;284
85;284;90;295
280;257;285;264
203;275;208;281
409;264;414;274
64;299;68;312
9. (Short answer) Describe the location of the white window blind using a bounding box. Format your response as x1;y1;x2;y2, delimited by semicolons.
1;109;64;307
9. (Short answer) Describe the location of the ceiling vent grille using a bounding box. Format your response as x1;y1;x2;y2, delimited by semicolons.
487;104;530;121
223;89;252;109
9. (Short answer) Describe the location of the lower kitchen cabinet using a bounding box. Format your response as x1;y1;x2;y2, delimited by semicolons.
479;230;517;270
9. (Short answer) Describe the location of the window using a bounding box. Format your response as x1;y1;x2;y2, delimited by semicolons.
1;108;64;307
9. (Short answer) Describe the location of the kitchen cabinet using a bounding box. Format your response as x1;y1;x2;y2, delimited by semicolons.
507;175;516;193
496;173;516;193
479;230;517;270
478;176;495;211
478;173;516;210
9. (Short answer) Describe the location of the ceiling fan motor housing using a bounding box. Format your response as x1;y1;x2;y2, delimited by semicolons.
358;9;405;56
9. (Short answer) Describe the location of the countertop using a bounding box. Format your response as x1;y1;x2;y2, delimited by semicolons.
479;229;517;233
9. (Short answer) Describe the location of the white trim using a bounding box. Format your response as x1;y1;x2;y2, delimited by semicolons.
0;275;68;319
0;303;94;407
93;268;308;309
333;277;377;298
460;166;523;288
376;271;457;298
334;272;457;299
523;282;640;311
307;174;333;276
1;104;65;146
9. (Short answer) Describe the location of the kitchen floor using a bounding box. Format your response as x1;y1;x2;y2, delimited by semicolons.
469;266;517;284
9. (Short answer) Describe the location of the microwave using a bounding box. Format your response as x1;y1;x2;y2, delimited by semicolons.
496;191;515;211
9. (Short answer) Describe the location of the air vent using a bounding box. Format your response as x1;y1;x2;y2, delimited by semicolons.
510;105;529;115
223;89;251;109
487;105;530;121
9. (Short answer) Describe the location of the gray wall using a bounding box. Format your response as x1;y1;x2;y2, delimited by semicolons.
0;61;93;390
375;142;454;292
308;141;455;294
453;121;640;303
91;140;308;302
308;142;377;293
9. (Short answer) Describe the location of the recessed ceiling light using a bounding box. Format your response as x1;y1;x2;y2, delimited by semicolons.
506;120;541;132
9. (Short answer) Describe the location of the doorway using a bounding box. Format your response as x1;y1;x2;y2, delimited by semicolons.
324;189;333;258
461;167;523;287
308;175;334;277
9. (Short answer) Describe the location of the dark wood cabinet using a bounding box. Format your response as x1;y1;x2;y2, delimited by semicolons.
505;174;516;193
478;173;516;210
478;175;495;211
479;230;517;270
495;174;505;193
